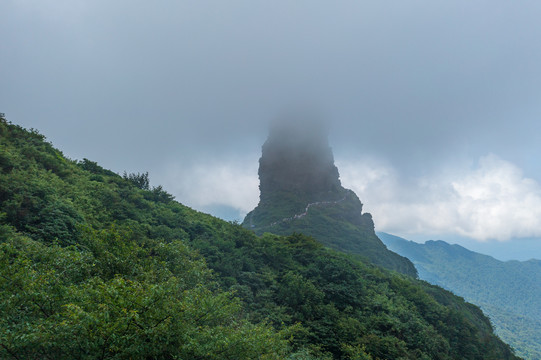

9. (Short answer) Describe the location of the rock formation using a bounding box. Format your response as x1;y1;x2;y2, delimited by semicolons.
243;118;417;276
258;118;341;196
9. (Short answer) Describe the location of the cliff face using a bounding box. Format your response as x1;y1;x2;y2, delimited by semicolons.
258;119;341;196
243;119;417;277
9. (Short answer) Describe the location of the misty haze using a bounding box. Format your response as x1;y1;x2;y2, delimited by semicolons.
2;1;541;359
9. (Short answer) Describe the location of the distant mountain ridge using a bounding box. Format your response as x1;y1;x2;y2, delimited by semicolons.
243;118;417;276
378;232;541;360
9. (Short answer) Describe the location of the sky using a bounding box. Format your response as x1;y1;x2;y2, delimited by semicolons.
2;1;541;260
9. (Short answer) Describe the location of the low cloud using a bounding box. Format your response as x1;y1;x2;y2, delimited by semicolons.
159;158;260;217
158;154;541;242
339;154;541;242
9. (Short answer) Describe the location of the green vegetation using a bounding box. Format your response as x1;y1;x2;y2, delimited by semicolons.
0;118;521;359
379;232;541;360
0;120;288;359
244;188;417;277
193;231;518;359
0;228;288;359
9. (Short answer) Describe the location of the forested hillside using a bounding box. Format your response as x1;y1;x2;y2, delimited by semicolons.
379;232;541;360
0;118;520;359
0;119;289;359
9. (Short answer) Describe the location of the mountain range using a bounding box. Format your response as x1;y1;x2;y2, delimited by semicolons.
378;232;541;360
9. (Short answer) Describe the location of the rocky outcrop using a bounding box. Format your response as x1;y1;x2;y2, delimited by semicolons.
258;118;341;196
243;118;417;277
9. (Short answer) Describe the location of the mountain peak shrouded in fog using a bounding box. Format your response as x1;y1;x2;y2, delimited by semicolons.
259;117;341;196
244;118;417;276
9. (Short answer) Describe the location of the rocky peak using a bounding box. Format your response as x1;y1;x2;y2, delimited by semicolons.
243;118;417;276
258;118;341;196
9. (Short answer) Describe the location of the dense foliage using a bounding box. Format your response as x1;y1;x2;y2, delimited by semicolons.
191;230;519;359
244;189;417;277
0;118;520;359
0;120;289;359
0;228;288;359
379;232;541;359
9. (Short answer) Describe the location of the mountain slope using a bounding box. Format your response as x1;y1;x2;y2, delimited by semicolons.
243;119;416;277
0;117;520;359
0;119;289;359
378;232;541;360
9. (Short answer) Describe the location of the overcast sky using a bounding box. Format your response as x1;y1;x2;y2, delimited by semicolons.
2;1;541;260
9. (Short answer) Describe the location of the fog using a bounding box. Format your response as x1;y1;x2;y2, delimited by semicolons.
2;1;541;259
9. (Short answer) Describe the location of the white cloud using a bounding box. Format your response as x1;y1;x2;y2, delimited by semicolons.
157;153;541;242
160;158;260;217
339;154;541;242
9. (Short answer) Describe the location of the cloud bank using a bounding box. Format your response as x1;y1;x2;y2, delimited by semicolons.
160;153;541;243
3;1;541;249
339;154;541;242
160;158;260;218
